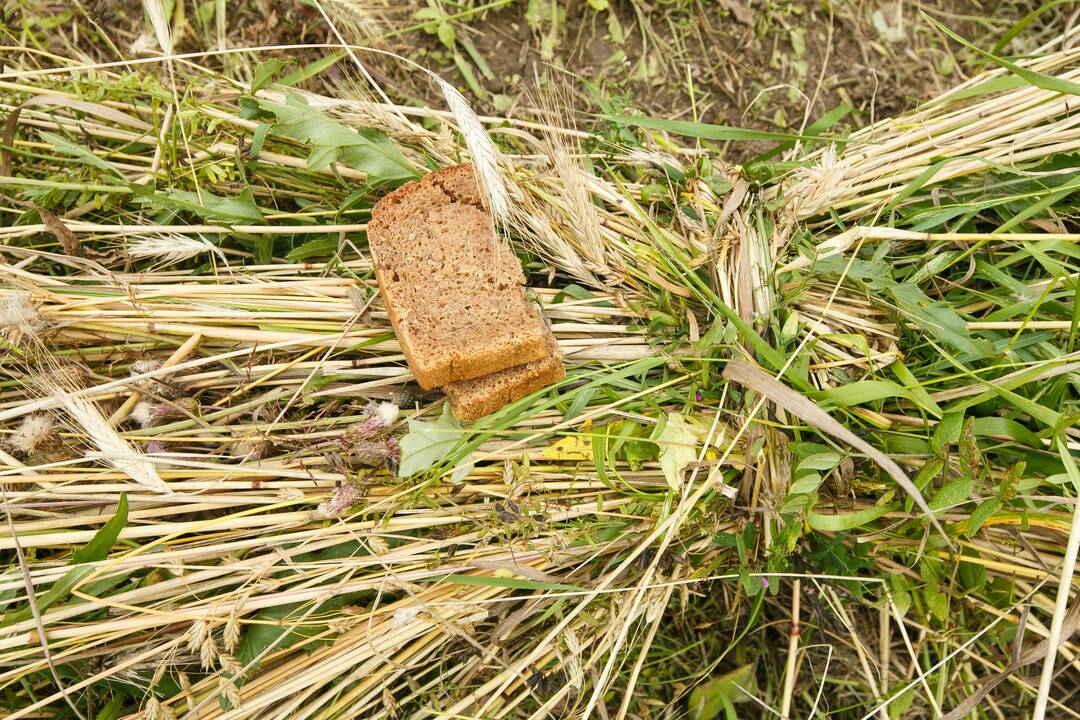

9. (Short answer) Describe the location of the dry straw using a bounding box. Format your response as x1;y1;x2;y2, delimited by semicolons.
1;21;1079;720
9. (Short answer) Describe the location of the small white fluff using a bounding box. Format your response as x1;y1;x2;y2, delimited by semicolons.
9;413;55;455
0;292;43;339
130;401;157;428
375;401;399;427
392;605;425;629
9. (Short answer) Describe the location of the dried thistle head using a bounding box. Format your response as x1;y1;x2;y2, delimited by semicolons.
129;359;182;398
348;401;399;439
0;291;47;343
8;413;56;456
231;436;279;462
346;436;400;472
129;398;198;428
317;482;367;518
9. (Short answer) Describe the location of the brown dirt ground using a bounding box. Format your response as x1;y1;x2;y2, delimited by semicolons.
7;0;1072;163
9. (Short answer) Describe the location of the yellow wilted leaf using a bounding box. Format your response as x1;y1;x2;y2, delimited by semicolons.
541;420;593;460
657;412;697;492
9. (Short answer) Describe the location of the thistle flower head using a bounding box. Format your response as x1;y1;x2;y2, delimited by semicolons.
8;413;55;455
317;482;367;518
351;401;399;438
0;292;46;342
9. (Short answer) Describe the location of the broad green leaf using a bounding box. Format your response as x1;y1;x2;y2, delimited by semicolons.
907;459;944;513
616;420;658;470
816;380;923;410
258;95;417;184
788;471;823;496
398;404;465;477
807;503;893;532
885;282;994;358
251;58;288;92
891;589;912;617
93;696;124;720
889;688;916;719
889;360;943;416
39;130;124;177
655;412;697;492
149;188;264;224
236;593;362;676
972;416;1036;451
437;21;455;49
959;557;986;593
929;476;973;512
1;495;127;626
286;237;340;260
931;412;964;457
923;581;948;622
74;493;128;564
796;452;843;472
687;664;754;720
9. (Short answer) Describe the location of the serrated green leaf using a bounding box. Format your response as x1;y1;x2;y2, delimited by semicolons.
38;130;124;177
398;404;465;478
258;95;417;184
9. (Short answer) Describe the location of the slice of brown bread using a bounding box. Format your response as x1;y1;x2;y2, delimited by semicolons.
368;164;550;389
444;334;564;423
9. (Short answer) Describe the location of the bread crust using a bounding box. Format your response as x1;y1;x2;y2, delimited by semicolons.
444;334;565;422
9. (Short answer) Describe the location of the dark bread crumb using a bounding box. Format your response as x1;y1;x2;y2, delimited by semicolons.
369;164;549;389
444;334;564;423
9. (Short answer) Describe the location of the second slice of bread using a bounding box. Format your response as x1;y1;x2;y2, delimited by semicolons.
444;334;564;422
368;164;550;389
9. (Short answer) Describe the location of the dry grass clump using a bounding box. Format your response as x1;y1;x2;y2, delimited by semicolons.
0;13;1078;720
